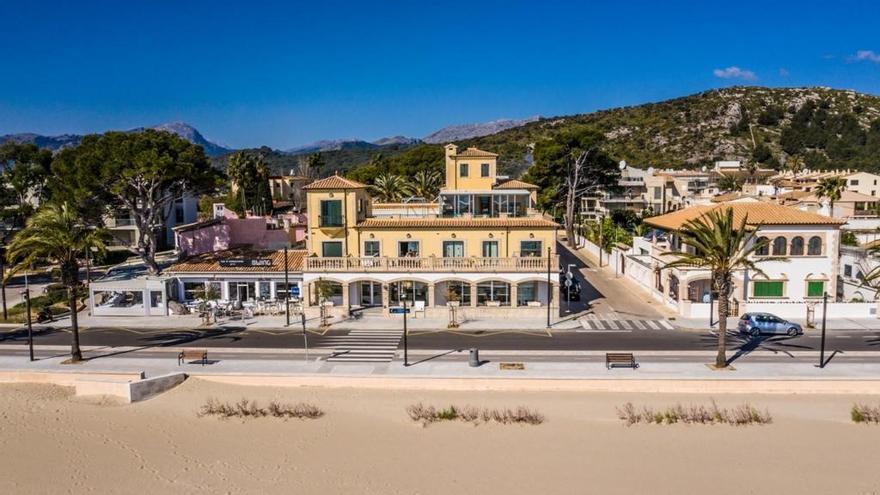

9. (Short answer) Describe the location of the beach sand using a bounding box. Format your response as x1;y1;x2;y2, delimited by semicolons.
1;379;879;494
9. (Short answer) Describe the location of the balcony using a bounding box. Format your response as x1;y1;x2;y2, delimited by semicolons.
305;256;559;273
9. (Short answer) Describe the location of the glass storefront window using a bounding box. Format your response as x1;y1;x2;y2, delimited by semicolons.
477;281;510;306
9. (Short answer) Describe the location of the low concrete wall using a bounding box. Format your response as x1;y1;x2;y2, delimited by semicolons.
0;370;186;403
129;372;187;402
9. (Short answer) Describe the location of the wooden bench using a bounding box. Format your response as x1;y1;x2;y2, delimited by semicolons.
178;349;208;366
606;352;637;370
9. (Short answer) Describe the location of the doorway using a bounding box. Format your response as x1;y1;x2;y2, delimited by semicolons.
359;281;382;307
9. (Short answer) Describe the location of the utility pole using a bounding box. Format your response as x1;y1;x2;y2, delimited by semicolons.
402;297;409;367
284;246;290;327
546;247;552;329
819;292;828;368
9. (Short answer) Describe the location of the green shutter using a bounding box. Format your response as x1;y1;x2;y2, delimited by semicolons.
753;281;784;297
807;281;825;297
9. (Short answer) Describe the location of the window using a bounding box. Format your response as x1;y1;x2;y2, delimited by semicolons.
322;241;343;257
851;179;860;186
175;206;184;224
363;240;380;257
476;281;510;305
150;291;164;308
808;236;822;255
183;282;204;301
444;281;471;305
790;236;804;256
481;163;490;177
807;280;825;297
753;281;784;298
442;241;465;257
275;282;294;300
653;187;662;200
772;236;787;256
520;240;542;257
517;281;538;306
844;264;853;277
755;236;770;256
459;163;469;177
398;241;420;257
482;240;499;258
319;200;343;227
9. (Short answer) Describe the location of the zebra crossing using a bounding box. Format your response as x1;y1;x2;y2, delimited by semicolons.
321;329;403;363
578;314;675;332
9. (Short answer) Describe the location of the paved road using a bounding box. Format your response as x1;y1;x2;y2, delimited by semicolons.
2;325;879;353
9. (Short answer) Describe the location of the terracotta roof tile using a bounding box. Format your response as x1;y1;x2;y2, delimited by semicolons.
302;175;366;190
643;199;845;231
494;179;539;190
356;217;559;229
166;249;307;273
452;147;498;158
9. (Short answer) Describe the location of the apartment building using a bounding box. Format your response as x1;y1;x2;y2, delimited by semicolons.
301;144;560;319
105;194;199;250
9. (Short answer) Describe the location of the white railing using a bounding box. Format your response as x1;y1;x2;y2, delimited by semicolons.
305;256;558;273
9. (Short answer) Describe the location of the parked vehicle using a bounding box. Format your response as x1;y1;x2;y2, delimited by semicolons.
737;313;803;337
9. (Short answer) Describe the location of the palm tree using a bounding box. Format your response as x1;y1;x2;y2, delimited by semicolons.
5;202;108;362
661;208;773;368
409;170;442;200
369;173;410;202
814;176;846;217
718;174;744;193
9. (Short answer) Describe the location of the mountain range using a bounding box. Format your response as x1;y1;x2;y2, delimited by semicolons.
0;122;232;157
6;86;880;178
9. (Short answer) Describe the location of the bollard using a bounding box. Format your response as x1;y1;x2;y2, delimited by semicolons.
468;348;480;367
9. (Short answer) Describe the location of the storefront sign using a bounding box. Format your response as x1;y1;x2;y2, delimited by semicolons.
218;258;273;268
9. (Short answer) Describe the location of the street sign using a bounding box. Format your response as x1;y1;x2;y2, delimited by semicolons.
218;258;272;268
289;285;300;297
390;307;410;314
565;279;572;287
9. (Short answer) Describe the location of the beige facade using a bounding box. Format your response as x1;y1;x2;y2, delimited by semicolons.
302;145;560;320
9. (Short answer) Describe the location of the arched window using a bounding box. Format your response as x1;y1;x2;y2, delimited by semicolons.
772;236;787;256
790;236;805;256
755;236;770;256
808;236;822;256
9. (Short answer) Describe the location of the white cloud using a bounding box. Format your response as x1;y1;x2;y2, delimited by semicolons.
713;66;757;81
851;50;880;63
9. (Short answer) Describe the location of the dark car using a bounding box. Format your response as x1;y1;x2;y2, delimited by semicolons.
737;313;803;337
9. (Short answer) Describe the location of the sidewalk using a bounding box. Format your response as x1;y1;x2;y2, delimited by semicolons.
2;346;880;385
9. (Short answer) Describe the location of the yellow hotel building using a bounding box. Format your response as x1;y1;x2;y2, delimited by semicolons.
301;144;561;319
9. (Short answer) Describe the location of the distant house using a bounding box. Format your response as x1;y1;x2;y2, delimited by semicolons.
173;203;306;257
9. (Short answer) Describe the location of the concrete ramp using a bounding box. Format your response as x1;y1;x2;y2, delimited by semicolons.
75;372;188;403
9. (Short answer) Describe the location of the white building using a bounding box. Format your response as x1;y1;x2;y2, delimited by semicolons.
626;198;845;319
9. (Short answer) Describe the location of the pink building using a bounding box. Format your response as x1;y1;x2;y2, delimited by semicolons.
174;207;306;257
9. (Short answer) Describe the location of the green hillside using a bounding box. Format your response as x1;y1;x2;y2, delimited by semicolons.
349;86;880;181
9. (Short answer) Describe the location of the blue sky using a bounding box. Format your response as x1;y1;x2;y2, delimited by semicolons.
1;0;878;149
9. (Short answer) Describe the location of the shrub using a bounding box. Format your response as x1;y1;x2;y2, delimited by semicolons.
616;400;771;426
199;397;323;420
407;402;544;426
851;404;880;424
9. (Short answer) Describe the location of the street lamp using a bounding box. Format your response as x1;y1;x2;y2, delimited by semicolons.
22;269;33;362
284;246;290;327
819;292;828;368
402;295;409;367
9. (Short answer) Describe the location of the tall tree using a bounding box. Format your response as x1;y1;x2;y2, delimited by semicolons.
524;127;620;248
226;151;272;216
306;153;325;177
369;173;410;202
814;176;847;216
0;142;53;227
661;209;773;368
50;130;220;274
5;202;108;362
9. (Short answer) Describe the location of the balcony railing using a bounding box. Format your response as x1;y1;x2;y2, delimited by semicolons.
305;255;558;273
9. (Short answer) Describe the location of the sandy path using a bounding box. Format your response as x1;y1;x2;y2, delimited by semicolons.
1;379;879;494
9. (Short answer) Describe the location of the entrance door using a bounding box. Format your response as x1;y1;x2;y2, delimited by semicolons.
233;282;253;302
360;281;381;307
